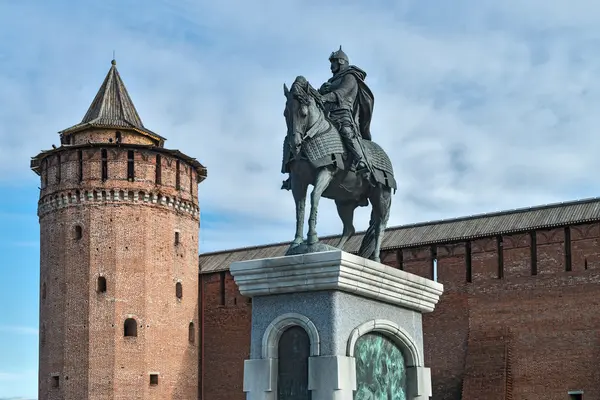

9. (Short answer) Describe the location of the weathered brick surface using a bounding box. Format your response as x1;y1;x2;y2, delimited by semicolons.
422;292;469;400
402;246;433;279
200;273;251;400
67;128;157;146
199;222;600;400
502;233;531;278
37;130;201;400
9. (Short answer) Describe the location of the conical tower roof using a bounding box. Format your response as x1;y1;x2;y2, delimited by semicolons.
60;60;165;144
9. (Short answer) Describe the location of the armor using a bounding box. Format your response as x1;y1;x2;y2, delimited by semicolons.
329;46;349;64
281;47;376;190
320;47;373;177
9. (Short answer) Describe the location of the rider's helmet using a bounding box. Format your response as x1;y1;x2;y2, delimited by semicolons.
329;46;349;64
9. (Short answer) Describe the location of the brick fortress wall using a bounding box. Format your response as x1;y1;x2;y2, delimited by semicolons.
200;223;600;400
38;129;201;400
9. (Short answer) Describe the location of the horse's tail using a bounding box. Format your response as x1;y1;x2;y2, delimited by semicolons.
357;217;378;260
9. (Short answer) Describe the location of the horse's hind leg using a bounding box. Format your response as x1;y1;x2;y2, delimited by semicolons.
291;174;309;246
370;186;392;262
307;168;335;245
335;200;357;250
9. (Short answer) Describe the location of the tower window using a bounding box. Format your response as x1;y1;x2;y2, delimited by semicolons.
42;282;46;300
51;375;59;388
150;374;159;385
101;149;108;181
176;282;182;299
97;276;107;293
174;231;180;245
127;150;135;181
74;225;83;240
124;318;137;337
569;391;583;400
155;155;162;184
176;160;181;190
115;131;122;143
188;322;195;344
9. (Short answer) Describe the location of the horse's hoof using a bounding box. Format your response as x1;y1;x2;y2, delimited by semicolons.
291;239;303;247
307;235;318;245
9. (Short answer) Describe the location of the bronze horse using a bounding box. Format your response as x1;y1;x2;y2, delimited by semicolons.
282;76;396;262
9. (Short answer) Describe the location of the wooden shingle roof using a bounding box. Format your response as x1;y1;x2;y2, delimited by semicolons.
59;60;165;144
199;197;600;273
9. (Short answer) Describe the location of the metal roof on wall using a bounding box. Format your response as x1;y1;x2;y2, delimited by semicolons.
199;197;600;273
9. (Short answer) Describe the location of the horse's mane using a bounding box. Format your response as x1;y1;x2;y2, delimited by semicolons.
291;77;325;112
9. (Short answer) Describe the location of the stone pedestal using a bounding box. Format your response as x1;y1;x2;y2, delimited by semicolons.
230;250;443;400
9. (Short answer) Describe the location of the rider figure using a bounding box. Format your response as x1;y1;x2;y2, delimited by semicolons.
319;46;374;179
282;46;376;190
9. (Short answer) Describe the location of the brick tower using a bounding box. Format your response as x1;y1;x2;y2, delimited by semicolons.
30;60;207;399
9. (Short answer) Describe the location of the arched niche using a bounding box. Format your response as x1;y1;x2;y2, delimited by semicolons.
347;319;422;367
261;312;320;359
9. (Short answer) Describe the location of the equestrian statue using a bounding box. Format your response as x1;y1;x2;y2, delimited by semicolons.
281;46;397;262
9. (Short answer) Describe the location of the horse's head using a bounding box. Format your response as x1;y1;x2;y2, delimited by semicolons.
283;75;323;152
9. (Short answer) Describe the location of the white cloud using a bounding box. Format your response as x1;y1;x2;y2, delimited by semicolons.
2;1;600;251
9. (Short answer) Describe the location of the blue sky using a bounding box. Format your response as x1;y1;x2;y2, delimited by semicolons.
3;0;600;397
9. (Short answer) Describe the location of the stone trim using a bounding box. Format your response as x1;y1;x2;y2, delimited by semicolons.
346;319;423;367
230;250;444;313
37;188;199;219
261;313;320;359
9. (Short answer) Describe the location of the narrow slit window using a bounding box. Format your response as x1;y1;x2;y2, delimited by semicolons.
56;154;61;183
176;160;181;190
78;150;83;182
150;374;159;385
124;318;137;337
431;246;438;281
466;241;472;283
565;226;572;272
101;149;108;181
155;154;162;184
74;225;82;240
42;159;48;187
189;168;194;193
188;322;195;343
569;391;583;400
396;249;404;270
51;375;59;388
115;131;122;143
97;276;107;293
497;236;504;279
219;271;226;305
530;231;537;275
127;150;135;181
175;231;180;246
176;282;182;299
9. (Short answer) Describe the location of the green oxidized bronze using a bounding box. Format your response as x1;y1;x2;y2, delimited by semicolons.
354;333;407;400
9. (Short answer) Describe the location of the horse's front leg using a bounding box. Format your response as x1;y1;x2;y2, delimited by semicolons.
307;168;335;245
291;173;308;246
